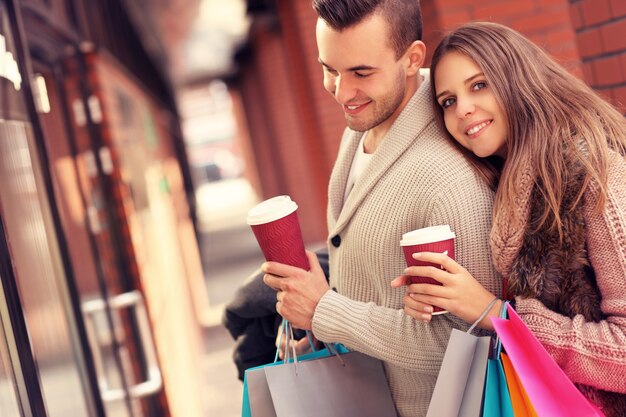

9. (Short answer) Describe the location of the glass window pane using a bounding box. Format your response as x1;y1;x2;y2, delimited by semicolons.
0;308;21;417
0;120;91;417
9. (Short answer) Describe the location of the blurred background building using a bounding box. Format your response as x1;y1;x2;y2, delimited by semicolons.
0;0;623;417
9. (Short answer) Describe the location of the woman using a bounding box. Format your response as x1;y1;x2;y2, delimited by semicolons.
392;22;626;415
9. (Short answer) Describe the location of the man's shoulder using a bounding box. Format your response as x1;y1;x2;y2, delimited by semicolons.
405;131;493;190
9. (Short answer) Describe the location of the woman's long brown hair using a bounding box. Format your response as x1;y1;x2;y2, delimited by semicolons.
429;22;626;240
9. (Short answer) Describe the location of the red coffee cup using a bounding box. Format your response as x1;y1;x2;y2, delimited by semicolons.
246;195;310;270
400;225;456;314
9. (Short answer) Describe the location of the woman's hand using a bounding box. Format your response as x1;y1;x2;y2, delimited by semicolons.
391;251;501;330
391;275;435;323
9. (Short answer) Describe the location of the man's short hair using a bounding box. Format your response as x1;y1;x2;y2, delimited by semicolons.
312;0;423;58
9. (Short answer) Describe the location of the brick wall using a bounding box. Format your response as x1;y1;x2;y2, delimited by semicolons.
570;0;626;111
429;0;582;75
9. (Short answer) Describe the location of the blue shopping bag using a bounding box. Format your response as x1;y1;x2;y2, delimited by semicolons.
482;302;514;417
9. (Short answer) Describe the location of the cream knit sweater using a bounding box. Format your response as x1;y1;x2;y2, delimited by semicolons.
311;76;500;417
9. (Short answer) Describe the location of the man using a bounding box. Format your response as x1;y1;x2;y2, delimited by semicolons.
261;1;501;417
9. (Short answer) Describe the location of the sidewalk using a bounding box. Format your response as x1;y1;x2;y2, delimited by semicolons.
196;178;263;417
201;324;244;417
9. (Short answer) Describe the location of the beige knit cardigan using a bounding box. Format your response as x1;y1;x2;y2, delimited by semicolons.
311;76;501;417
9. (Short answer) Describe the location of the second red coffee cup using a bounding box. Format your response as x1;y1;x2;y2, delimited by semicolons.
246;195;310;271
400;225;456;314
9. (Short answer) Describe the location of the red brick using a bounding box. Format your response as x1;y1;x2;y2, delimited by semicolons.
512;10;571;35
592;55;624;86
609;0;626;17
621;52;626;77
569;62;585;80
438;0;488;7
601;19;626;53
582;61;596;85
539;0;570;4
570;2;584;30
522;30;542;44
581;0;612;26
612;85;626;113
605;88;620;109
474;0;536;23
548;27;578;45
440;9;473;29
577;28;605;58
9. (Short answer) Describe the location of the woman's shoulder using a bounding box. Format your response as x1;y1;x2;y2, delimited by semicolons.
607;149;626;176
583;149;626;215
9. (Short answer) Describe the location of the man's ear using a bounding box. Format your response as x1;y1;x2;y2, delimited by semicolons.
404;40;426;76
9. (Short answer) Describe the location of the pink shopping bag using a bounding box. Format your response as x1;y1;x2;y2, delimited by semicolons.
491;304;604;417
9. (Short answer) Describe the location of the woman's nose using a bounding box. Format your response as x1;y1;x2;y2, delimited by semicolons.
455;98;475;118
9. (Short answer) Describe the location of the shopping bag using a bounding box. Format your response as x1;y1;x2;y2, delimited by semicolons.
244;364;275;417
492;304;605;417
243;345;344;417
483;354;514;417
264;349;397;417
426;297;499;417
500;352;537;417
483;302;515;417
242;320;349;417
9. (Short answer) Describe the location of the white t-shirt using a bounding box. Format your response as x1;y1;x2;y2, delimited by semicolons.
343;132;374;202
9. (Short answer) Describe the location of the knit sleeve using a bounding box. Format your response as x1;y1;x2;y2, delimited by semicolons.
312;170;501;372
515;154;626;393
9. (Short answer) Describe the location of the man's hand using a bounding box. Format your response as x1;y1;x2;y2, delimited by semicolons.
262;250;330;330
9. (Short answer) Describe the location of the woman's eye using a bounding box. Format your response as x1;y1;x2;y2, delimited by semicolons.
472;81;487;91
441;97;455;109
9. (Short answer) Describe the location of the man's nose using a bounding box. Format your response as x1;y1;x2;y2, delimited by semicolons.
333;76;356;104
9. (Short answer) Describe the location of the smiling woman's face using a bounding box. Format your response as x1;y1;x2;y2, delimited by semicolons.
434;51;508;158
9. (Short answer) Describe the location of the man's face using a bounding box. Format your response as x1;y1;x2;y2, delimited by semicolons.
316;14;409;132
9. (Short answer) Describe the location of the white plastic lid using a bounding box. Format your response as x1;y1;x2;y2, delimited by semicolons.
246;195;298;225
400;225;455;246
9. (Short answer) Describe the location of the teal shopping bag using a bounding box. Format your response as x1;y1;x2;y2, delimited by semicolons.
483;356;514;417
482;302;514;417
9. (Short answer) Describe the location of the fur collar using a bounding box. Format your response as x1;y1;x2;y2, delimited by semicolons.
491;158;603;321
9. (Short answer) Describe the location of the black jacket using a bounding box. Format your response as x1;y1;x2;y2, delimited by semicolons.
222;248;330;380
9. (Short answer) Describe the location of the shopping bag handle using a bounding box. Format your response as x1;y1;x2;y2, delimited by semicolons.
323;341;346;367
274;319;293;363
467;297;500;333
275;319;299;364
490;300;510;359
274;319;319;363
276;319;346;374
